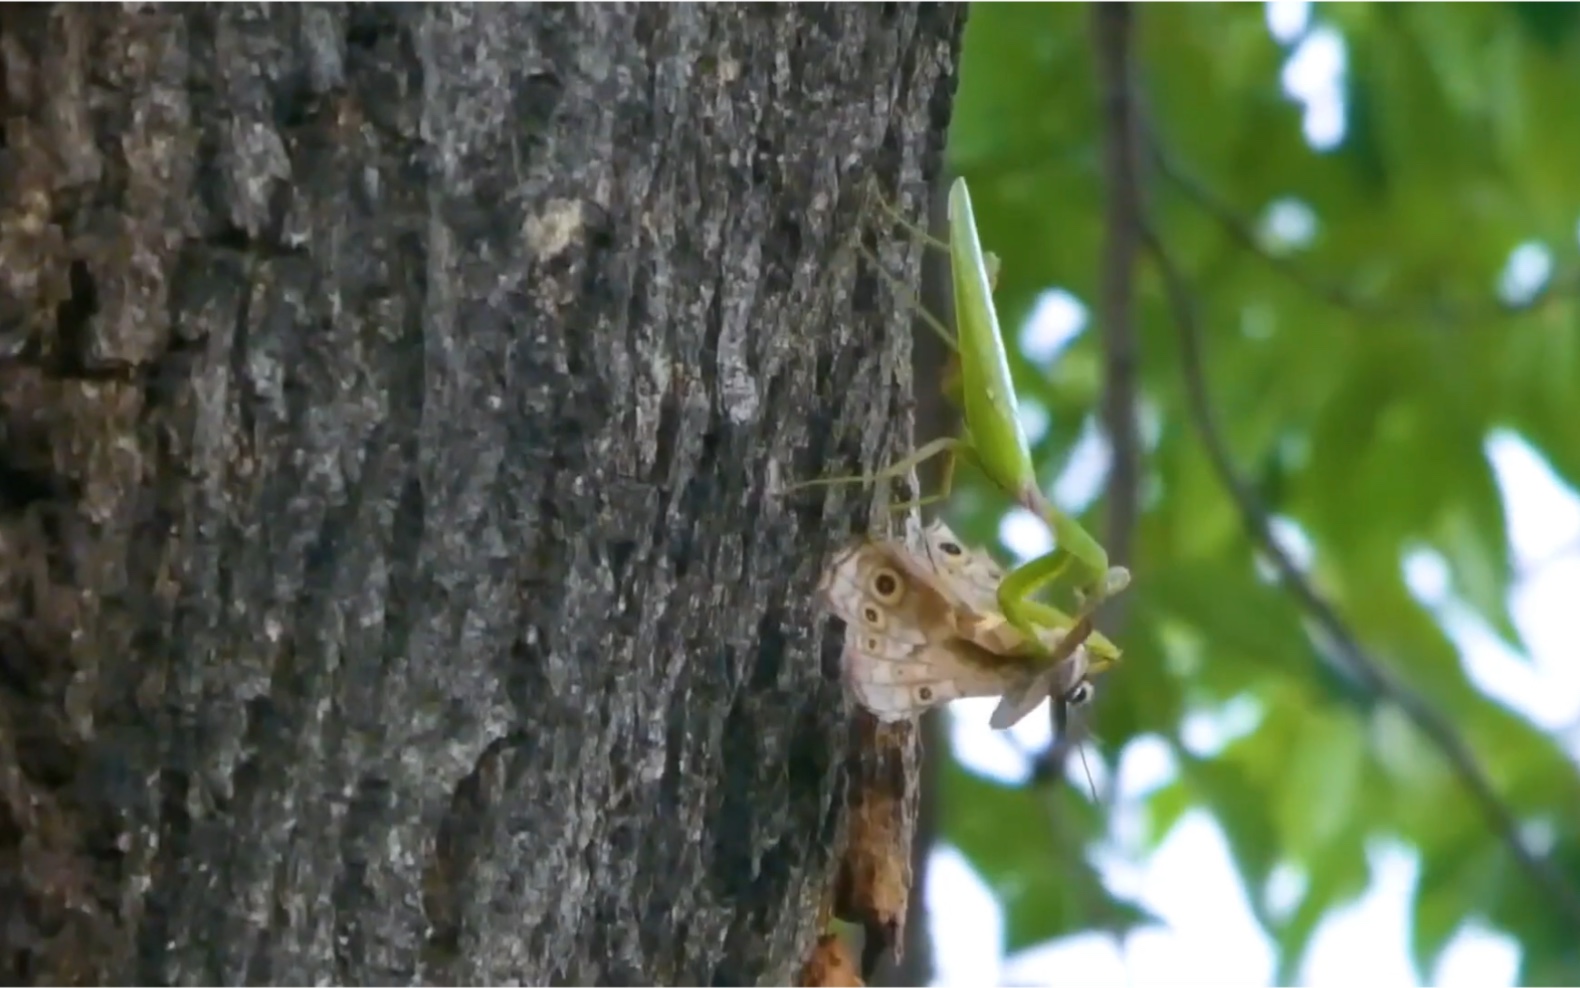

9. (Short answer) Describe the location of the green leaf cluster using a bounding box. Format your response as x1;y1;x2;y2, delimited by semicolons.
936;4;1580;981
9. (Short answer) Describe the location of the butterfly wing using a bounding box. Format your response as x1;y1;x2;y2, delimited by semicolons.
840;636;1019;722
818;527;1102;728
818;540;958;642
909;522;1102;730
819;540;1020;722
988;643;1092;730
909;519;1053;658
919;520;1005;607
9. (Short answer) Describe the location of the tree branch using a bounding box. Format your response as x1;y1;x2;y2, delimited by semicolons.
1140;218;1580;933
1020;8;1149;954
1036;0;1147;786
1093;3;1143;605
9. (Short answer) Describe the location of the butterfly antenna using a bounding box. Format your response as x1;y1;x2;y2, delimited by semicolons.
1056;694;1108;802
1061;705;1132;988
1075;739;1099;803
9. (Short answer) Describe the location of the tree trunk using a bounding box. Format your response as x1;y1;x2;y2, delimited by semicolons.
0;4;965;985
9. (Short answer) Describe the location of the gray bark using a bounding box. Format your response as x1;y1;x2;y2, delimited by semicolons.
0;4;965;985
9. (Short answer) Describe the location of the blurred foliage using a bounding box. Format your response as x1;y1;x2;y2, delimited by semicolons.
931;3;1580;983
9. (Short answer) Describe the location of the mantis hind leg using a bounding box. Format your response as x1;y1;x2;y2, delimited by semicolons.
851;182;1001;355
854;240;959;352
857;180;952;254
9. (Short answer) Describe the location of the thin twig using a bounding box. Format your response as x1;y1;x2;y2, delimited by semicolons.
1154;148;1578;325
1141;218;1580;932
1153;150;1389;316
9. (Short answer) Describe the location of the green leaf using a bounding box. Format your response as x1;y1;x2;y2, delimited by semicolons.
951;4;1104;332
947;5;1580;979
1274;707;1367;859
1412;838;1497;977
1142;419;1242;565
1272;834;1369;984
1175;749;1281;896
1500;304;1580;497
1085;613;1185;751
1427;456;1522;654
1508;2;1580;50
1144;777;1197;849
1509;832;1580;983
941;757;1159;951
1135;554;1314;698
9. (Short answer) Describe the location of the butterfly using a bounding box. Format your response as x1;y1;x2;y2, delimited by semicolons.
817;520;1098;730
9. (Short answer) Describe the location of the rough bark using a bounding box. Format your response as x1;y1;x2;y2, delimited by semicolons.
0;4;965;985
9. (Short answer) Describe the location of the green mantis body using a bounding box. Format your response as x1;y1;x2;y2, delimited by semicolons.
799;177;1131;689
941;179;1129;661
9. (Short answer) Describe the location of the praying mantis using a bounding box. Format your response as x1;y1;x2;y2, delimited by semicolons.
794;176;1131;721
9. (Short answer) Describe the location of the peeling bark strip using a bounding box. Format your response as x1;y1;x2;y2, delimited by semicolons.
0;4;965;985
835;716;921;980
798;933;864;988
